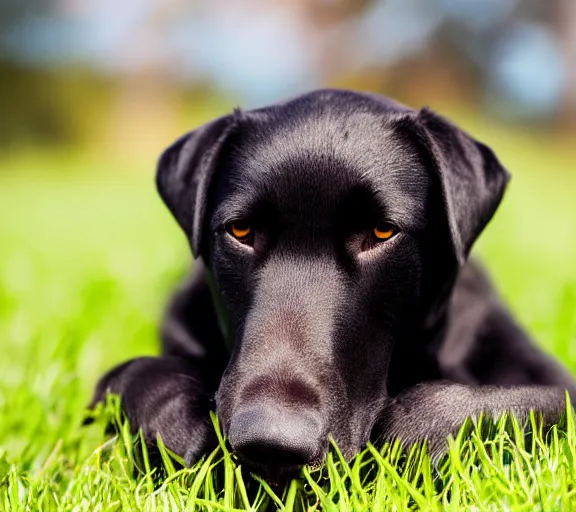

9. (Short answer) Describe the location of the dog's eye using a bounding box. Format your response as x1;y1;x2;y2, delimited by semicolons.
227;221;252;242
373;223;397;241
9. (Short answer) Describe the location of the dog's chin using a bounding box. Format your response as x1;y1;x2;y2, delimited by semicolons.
237;441;365;486
238;457;325;487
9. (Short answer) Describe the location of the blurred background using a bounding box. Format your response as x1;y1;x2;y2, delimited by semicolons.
1;0;575;469
1;0;575;157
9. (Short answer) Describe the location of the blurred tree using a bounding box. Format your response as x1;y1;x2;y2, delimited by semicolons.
557;0;576;126
0;0;54;148
0;0;114;150
311;0;571;124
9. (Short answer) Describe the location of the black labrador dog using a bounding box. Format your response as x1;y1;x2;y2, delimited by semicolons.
90;89;575;477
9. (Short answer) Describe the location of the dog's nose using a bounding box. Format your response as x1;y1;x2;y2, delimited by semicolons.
227;406;324;467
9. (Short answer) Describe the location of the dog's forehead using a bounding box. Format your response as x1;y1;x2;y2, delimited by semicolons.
214;99;432;227
239;101;418;172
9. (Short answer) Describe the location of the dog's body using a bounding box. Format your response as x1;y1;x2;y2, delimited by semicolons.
91;90;575;477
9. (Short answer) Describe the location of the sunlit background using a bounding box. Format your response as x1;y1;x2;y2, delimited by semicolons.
1;0;575;157
0;0;576;474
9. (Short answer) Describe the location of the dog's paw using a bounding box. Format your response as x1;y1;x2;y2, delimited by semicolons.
86;356;217;466
378;382;478;458
377;382;567;460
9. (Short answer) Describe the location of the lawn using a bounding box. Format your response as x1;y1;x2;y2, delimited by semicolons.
0;118;575;510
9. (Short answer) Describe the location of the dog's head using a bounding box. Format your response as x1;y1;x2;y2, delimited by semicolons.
156;90;509;475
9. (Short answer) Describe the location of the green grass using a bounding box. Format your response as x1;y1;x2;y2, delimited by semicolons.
0;121;575;510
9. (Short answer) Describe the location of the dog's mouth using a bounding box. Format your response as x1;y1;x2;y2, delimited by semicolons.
222;433;327;484
235;453;326;487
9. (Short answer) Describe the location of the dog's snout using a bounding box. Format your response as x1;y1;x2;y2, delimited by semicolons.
228;406;324;467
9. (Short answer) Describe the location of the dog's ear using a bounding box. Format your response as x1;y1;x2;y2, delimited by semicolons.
409;108;510;265
156;115;236;257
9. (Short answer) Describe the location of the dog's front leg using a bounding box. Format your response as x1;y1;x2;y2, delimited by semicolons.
378;381;572;457
89;356;218;465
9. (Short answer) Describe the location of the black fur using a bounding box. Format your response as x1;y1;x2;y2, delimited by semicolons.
90;89;576;478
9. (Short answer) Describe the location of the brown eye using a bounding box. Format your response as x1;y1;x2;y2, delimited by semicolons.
373;223;397;241
228;221;251;241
